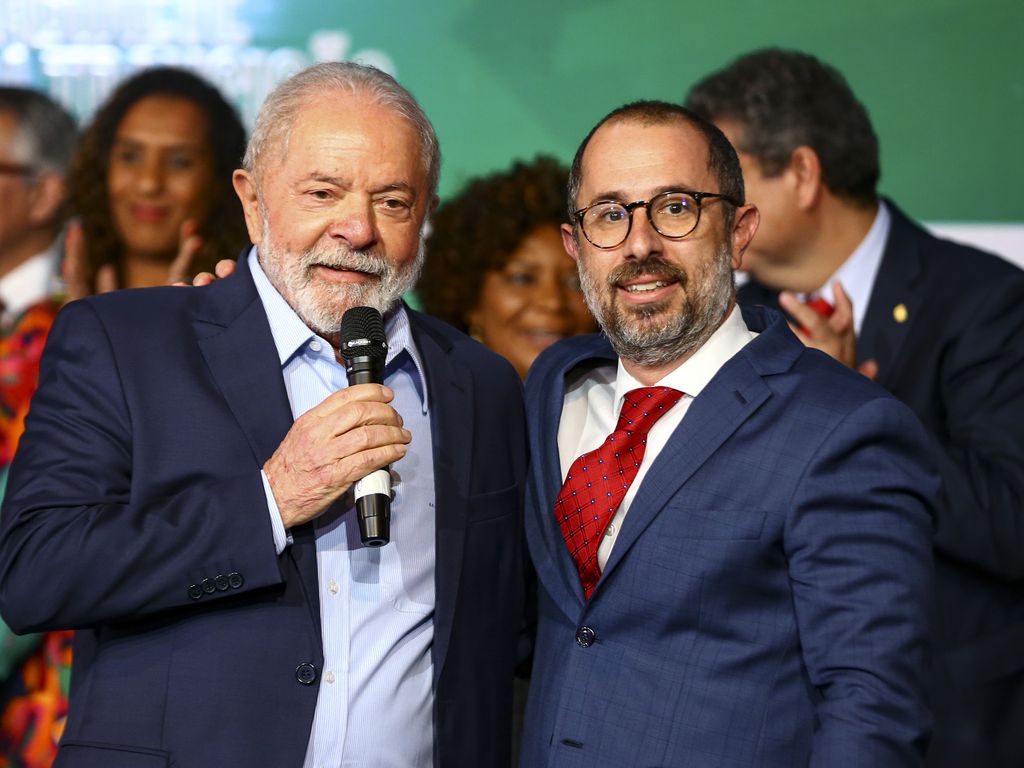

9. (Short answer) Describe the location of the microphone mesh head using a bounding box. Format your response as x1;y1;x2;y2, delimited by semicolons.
340;307;387;362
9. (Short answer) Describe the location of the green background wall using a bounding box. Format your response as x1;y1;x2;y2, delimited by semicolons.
239;0;1023;224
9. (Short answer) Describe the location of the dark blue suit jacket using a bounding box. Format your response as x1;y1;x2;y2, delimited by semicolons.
0;256;527;767
520;305;937;767
740;203;1024;766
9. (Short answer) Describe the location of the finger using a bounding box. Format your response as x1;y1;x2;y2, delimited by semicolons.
342;440;410;474
95;264;119;294
190;272;216;287
829;281;855;332
779;291;824;337
858;359;879;381
167;220;202;285
292;388;402;446
214;259;237;279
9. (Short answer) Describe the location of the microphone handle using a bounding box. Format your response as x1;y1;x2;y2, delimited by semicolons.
348;357;391;547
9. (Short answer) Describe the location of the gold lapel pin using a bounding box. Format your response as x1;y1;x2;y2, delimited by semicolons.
893;303;909;323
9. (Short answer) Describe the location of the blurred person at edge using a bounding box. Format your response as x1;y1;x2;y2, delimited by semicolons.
417;156;596;380
0;86;76;768
687;48;1024;768
63;66;248;295
0;62;527;767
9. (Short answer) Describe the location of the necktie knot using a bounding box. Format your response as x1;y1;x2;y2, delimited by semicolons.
616;386;684;436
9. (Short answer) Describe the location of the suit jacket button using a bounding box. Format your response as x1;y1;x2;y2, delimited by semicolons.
295;662;318;685
201;578;216;594
228;572;244;589
575;626;597;647
214;574;230;591
187;584;203;600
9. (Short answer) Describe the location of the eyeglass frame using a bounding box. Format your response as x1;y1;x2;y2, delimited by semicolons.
0;161;38;178
571;189;740;250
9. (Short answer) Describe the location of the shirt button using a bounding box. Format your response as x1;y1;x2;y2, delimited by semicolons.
309;340;322;352
324;671;335;684
328;580;339;595
604;523;616;536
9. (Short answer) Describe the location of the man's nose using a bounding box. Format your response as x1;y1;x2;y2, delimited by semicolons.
328;198;378;250
620;204;660;261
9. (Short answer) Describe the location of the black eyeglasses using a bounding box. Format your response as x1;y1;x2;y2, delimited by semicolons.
0;162;36;178
572;189;738;249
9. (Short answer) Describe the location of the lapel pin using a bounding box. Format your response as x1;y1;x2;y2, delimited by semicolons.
893;303;908;323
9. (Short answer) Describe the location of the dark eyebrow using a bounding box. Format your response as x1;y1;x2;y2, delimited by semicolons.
584;184;699;206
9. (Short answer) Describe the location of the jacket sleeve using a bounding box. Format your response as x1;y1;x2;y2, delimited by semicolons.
0;300;286;634
785;396;937;766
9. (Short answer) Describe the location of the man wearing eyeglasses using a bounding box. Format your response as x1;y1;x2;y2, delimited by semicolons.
519;100;937;767
687;49;1024;768
0;86;77;767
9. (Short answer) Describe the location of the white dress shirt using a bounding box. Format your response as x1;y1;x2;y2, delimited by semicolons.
557;305;756;569
0;244;62;325
813;201;891;334
249;249;436;768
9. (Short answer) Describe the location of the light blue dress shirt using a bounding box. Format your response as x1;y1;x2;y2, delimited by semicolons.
249;249;437;768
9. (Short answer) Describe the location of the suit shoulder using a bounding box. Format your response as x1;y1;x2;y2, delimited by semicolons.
407;308;521;384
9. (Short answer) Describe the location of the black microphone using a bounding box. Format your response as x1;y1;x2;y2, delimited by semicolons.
339;306;391;547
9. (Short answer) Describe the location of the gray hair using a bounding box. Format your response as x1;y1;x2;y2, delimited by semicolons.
244;62;440;198
0;87;77;175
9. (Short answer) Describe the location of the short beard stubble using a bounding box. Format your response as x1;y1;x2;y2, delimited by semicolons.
578;241;735;368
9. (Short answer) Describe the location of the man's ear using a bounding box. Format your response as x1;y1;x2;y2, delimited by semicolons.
561;222;580;263
788;145;823;211
27;172;67;228
232;169;263;245
730;203;761;269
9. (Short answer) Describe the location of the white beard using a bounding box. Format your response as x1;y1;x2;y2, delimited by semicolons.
258;219;425;339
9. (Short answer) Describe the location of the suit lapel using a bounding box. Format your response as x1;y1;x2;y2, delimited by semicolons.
528;336;618;607
594;307;796;599
855;202;925;381
596;356;771;590
408;312;473;683
192;256;321;633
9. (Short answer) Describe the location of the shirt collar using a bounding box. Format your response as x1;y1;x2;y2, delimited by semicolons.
0;244;61;318
248;247;428;408
818;200;891;333
612;303;756;407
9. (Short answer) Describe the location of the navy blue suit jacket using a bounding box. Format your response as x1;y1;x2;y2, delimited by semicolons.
520;305;937;767
0;256;527;767
740;203;1024;766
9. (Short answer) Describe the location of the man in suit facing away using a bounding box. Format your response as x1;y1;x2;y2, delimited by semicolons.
0;62;527;767
687;49;1024;767
520;100;937;767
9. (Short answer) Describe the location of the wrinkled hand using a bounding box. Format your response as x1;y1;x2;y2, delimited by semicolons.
780;281;878;380
264;384;411;529
190;259;237;287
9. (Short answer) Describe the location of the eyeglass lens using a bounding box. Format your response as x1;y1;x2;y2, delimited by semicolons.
580;191;699;248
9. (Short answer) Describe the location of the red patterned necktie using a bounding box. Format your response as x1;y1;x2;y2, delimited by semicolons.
555;386;683;598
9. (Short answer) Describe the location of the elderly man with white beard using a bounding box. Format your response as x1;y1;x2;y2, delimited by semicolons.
0;62;527;767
